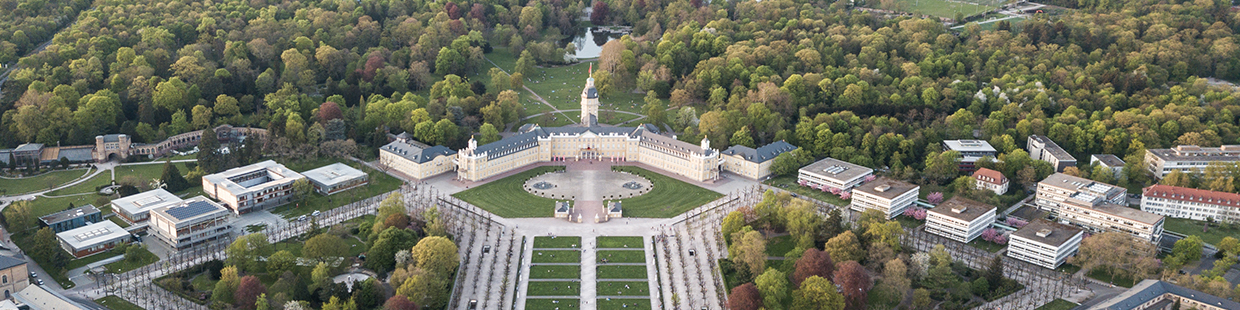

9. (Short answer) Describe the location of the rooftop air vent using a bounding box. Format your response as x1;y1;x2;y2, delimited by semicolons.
1036;229;1052;238
875;185;891;192
951;207;967;214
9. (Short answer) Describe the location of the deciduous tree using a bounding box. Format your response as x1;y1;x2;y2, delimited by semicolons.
832;261;871;310
755;268;789;310
792;276;846;310
824;231;865;263
793;248;835;287
727;283;762;310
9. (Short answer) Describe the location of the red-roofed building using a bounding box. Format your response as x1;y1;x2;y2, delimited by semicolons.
972;168;1009;195
1141;185;1240;223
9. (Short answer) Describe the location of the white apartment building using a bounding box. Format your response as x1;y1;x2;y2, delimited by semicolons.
1036;173;1164;242
972;168;1009;195
942;140;997;171
148;196;233;250
1141;185;1240;223
1028;135;1077;172
1144;145;1240;178
797;157;873;191
202;160;305;214
1090;154;1125;179
850;177;919;219
1007;219;1084;269
1035;173;1127;210
925;197;997;243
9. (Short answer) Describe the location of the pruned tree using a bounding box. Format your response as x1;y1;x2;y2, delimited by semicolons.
792;248;835;287
833;261;872;310
728;282;763;310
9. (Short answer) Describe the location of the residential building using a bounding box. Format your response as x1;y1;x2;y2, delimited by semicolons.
1087;279;1240;310
941;140;997;171
1035;173;1128;210
972;168;1009;195
38;205;102;233
1141;185;1240;223
1036;173;1164;242
301;163;369;195
720;141;798;180
378;136;457;179
202;160;305;214
1007;219;1083;269
850;177;919;219
1091;154;1125;179
925;197;997;243
148;196;233;250
1144;145;1240;178
110;188;183;226
54;221;130;258
0;255;27;300
1027;135;1077;172
797;157;874;191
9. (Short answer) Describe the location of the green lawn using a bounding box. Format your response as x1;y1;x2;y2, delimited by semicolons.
1086;268;1138;288
1056;263;1082;275
107;216;131;228
597;250;646;263
967;238;1006;253
520;110;582;128
526;281;582;296
532;250;582;263
0;168;90;195
596;265;647;279
597;281;649;296
533;236;582;249
96;296;144;310
1035;299;1079;310
520;60;648;115
529;265;582;279
1162;217;1239;246
190;272;218;291
609;166;722;218
873;0;998;19
44;172;111;196
597;236;643;249
269;158;403;218
895;215;925;230
10;230;74;288
766;235;796;257
66;249;124;270
525;298;580;310
597;298;651;310
763;175;851;206
105;246;159;273
452;166;566;218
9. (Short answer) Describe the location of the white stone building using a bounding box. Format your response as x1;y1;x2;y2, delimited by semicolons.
797;157;873;191
850;177;919;219
925;197;997;243
148;196;233;250
1141;184;1240;223
1007;219;1083;269
1144;145;1240;178
972;168;1009;195
202;160;305;214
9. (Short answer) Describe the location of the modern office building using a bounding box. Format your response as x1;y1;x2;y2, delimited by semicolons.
54;221;130;258
110;188;183;228
850;177;919;219
797;157;874;191
301;163;369;195
1087;279;1240;310
1006;219;1083;269
1036;173;1164;242
202;160;305;214
1090;154;1125;179
1141;185;1240;223
1027;135;1077;172
378;135;458;179
0;255;28;301
972;168;1009;195
925;197;997;243
38;205;102;233
942;140;998;171
148;196;233;250
1035;173;1128;210
720;141;797;180
1144;145;1240;178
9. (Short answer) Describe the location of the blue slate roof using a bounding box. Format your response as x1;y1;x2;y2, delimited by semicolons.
381;140;458;164
14;143;43;152
57;147;94;162
0;254;26;270
721;140;797;163
1090;279;1240;310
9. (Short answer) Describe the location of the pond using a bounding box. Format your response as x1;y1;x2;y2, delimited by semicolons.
563;26;630;59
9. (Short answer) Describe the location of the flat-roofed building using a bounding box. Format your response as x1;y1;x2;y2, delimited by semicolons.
942;140;997;171
109;188;183;229
720;141;797;180
13;284;83;310
38;205;102;233
202;160;305;214
379;136;458;180
851;177;919;219
797;157;873;191
1035;173;1163;242
1141;185;1240;223
1007;219;1083;269
1035;173;1128;210
301;163;369;195
925;197;997;242
55;221;130;258
1144;145;1240;178
1091;154;1125;179
148;196;232;250
1028;135;1077;172
972;168;1009;195
1087;279;1240;310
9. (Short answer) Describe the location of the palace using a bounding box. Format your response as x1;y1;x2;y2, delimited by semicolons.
383;68;796;183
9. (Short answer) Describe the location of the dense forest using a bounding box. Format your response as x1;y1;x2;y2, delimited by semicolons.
2;0;1240;189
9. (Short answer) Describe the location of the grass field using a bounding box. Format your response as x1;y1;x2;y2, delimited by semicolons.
96;296;143;310
597;250;646;263
525;298;580;309
597;298;651;310
874;0;998;19
532;250;582;263
484;47;654;116
105;246;159;273
1086;268;1137;288
527;281;582;296
1035;299;1078;310
597;236;643;248
1162;217;1238;246
598;281;649;296
0;168;90;195
453;166;566;218
597;265;647;279
534;236;582;249
765;235;796;257
609;166;722;218
763;175;851;206
967;238;1006;253
269;158;403;218
530;265;582;279
65;249;124;271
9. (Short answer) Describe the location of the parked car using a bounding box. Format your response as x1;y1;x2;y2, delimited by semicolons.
29;272;36;278
311;210;322;217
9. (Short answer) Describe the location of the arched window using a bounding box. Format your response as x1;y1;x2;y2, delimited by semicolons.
3;290;8;299
3;275;7;283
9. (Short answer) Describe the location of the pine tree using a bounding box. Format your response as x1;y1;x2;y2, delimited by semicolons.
198;129;222;173
161;160;190;192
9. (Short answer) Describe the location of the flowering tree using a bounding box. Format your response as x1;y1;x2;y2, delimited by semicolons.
993;234;1007;245
839;191;851;200
798;180;808;186
864;175;876;182
981;228;999;242
903;207;927;220
1005;218;1028;228
830;187;841;195
927;192;944;205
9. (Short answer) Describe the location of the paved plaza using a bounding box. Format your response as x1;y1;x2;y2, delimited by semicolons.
524;165;652;201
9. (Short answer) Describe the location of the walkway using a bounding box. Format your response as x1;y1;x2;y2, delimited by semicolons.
0;159;199;211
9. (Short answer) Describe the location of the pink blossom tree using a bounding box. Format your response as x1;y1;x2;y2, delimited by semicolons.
798;180;808;186
1005;218;1028;228
830;187;841;195
993;234;1007;245
927;192;944;205
981;228;999;242
839;191;852;200
864;175;876;182
913;208;927;220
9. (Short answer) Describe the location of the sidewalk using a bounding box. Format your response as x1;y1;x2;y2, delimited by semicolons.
67;255;125;287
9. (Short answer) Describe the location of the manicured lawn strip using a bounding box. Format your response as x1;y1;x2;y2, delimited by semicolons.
270;158;403;218
519;60;647;114
105;246;159;273
525;298;580;310
763;175;851;207
895;215;925;230
1056;263;1082;275
113;162;192;187
765;235;795;257
529;265;582;279
610;166;722;218
597;281;649;296
967;238;1006;253
107;216;131;228
526;281;582;296
597;250;646;263
65;250;123;270
873;0;995;19
532;250;582;263
533;236;582;249
1086;268;1137;288
596;265;647;279
452;166;566;218
597;298;652;310
597;236;643;249
96;296;144;310
1035;299;1078;310
190;272;218;291
0;169;89;195
1163;217;1239;246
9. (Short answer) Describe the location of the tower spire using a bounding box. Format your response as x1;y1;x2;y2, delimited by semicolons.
589;63;593;75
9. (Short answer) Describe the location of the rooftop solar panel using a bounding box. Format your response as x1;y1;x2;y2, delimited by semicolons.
166;200;220;220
